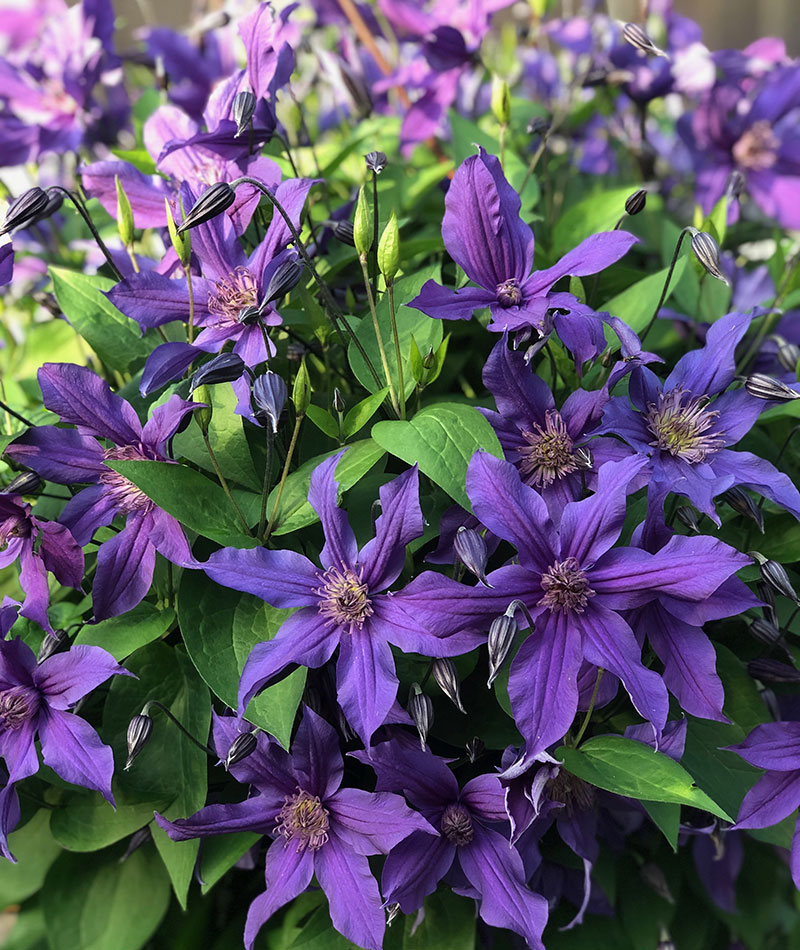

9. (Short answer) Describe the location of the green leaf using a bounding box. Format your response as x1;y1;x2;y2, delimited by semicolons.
108;460;258;548
681;717;761;820
74;603;175;661
402;888;476;949
348;266;443;398
556;735;733;821
109;147;158;175
602;256;689;344
49;267;151;374
177;570;305;748
42;845;170;950
371;403;503;509
306;404;339;439
343;388;389;438
0;809;61;905
200;832;260;895
642;800;680;850
552;186;648;257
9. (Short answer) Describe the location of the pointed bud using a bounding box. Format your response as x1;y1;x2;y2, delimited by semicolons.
115;175;135;247
491;76;511;126
432;658;465;713
720;486;764;533
192;384;213;435
120;827;151;863
574;446;593;471
237;304;262;325
332;388;346;414
454;526;491;587
233;89;257;137
365;151;387;174
165;198;191;267
262;252;303;307
189;353;245;394
1;186;49;235
748;616;787;652
690;230;728;283
747;659;800;684
771;337;800;375
292;359;311;415
4;472;42;495
125;713;154;770
622;22;667;57
726;170;746;200
330;220;355;246
422;347;435;370
386;903;401;927
527;116;550;136
408;683;433;750
177;182;236;233
466;736;485;763
744;373;800;402
253;371;287;433
752;554;800;606
38;628;67;663
624;189;647;216
377;212;400;283
225;731;258;769
675;506;700;533
353;185;372;258
487;612;518;688
757;580;778;626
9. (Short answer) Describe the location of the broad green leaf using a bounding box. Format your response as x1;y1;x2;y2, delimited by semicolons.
556;735;733;821
681;717;761;820
42;845;170;950
403;888;477;949
371;403;503;509
552;186;651;257
306;403;339;439
200;832;260;895
343;388;389;438
602;256;689;344
49;267;151;374
642;800;680;850
0;809;61;904
108;459;259;548
178;570;305;748
109;147;157;175
74;603;175;660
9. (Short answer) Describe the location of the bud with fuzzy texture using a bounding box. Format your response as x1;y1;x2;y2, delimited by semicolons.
4;472;42;495
292;359;311;415
487;612;518;688
253;371;287;433
625;189;647;216
491;76;511;125
165;199;191;267
744;373;800;402
353;185;372;258
177;182;235;233
454;526;491;586
38;628;67;663
115;175;135;247
190;353;245;394
751;552;800;606
233;89;257;137
408;683;433;750
377;212;400;283
125;713;154;770
225;731;258;769
1;186;49;235
432;658;465;713
690;230;728;283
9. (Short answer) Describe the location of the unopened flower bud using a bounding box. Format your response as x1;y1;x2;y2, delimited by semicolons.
165;198;191;267
189;353;245;394
332;388;346;414
177;182;236;233
125;713;154;769
4;471;42;495
720;486;764;533
454;526;491;587
744;373;800;402
491;76;511;126
292;359;311;415
757;580;778;626
115;174;135;247
377;212;400;283
748;617;789;657
487;612;518;688
771;337;800;375
726;170;746;200
192;384;213;435
237;304;262;325
233;89;257;137
466;736;485;763
690;230;728;283
747;659;800;684
120;827;151;863
386;903;401;926
353;185;372;258
675;506;700;533
29;189;63;227
262;251;303;307
751;554;800;606
422;347;435;370
624;189;647;216
253;371;287;433
526;116;550;136
408;683;433;750
432;658;465;713
365;151;387;174
38;628;67;663
622;22;667;57
1;186;49;235
574;446;593;471
330;220;355;246
225;731;258;769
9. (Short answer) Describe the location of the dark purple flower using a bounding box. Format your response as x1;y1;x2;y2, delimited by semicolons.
156;708;434;950
0;493;83;633
204;453;484;746
5;363;200;620
599;311;800;524
353;731;548;949
408;148;637;367
0;244;12;287
0;603;129;860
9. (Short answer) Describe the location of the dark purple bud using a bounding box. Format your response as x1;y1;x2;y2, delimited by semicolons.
690;230;728;283
37;628;67;663
757;580;778;627
770;336;800;374
407;683;433;750
465;736;484;763
432;658;465;713
454;526;491;586
125;713;153;770
365;151;388;174
752;554;800;605
177;182;236;233
622;22;667;57
624;189;647;216
721;487;764;533
526;116;550;136
4;471;42;494
748;617;784;648
725;170;746;200
747;659;800;684
574;446;593;471
233;89;257;137
330;220;355;246
237;305;262;325
30;189;64;227
332;388;346;414
744;373;800;402
386;903;401;927
262;252;303;306
487;612;518;688
675;506;700;533
253;371;287;433
189;353;246;394
224;731;258;770
1;186;49;235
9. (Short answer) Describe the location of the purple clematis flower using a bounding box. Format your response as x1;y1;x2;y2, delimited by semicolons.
5;363;200;620
204;453;484;747
0;492;83;633
0;602;129;861
599;310;800;524
156;707;434;950
0;244;13;287
729;721;800;889
352;730;548;949
408;148;637;367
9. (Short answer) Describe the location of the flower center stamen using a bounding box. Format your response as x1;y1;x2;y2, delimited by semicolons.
732;120;779;172
540;557;594;613
275;788;330;852
518;410;579;487
496;278;522;308
0;685;40;730
645;388;724;463
546;768;596;816
208;266;259;327
440;803;474;845
100;446;156;513
316;565;373;630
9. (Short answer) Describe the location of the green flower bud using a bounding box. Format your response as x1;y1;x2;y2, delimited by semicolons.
292;359;311;416
165;198;191;268
115;175;135;247
377;212;400;283
193;384;213;435
353;185;372;259
491;76;511;126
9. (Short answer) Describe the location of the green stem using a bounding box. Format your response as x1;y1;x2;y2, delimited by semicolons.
265;412;304;540
371;168;379;303
360;257;400;417
499;123;507;172
0;399;34;428
641;226;693;344
184;263;195;343
387;280;405;419
202;429;253;537
47;185;124;281
258;428;274;540
142;701;216;758
572;668;605;747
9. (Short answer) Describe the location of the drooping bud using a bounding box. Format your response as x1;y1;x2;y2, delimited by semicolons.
262;251;303;307
329;220;355;246
177;182;236;233
1;186;49;235
757;580;778;627
115;175;135;247
621;22;667;57
454;527;491;587
526;116;550;136
720;486;764;533
364;151;387;175
748;617;787;652
4;471;42;495
224;731;258;770
353;185;372;259
37;628;67;663
165;198;191;267
744;373;800;402
237;304;262;325
624;189;647;216
726;170;746;200
125;713;154;770
465;736;485;763
574;446;594;471
377;212;400;283
487;612;518;688
233;89;257;137
432;658;466;713
690;230;728;283
189;353;246;394
385;903;401;927
192;384;213;436
31;189;64;227
771;336;800;374
747;659;800;684
751;553;800;606
332;388;346;414
407;683;433;750
491;76;511;126
675;506;700;533
292;359;311;415
253;371;287;433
